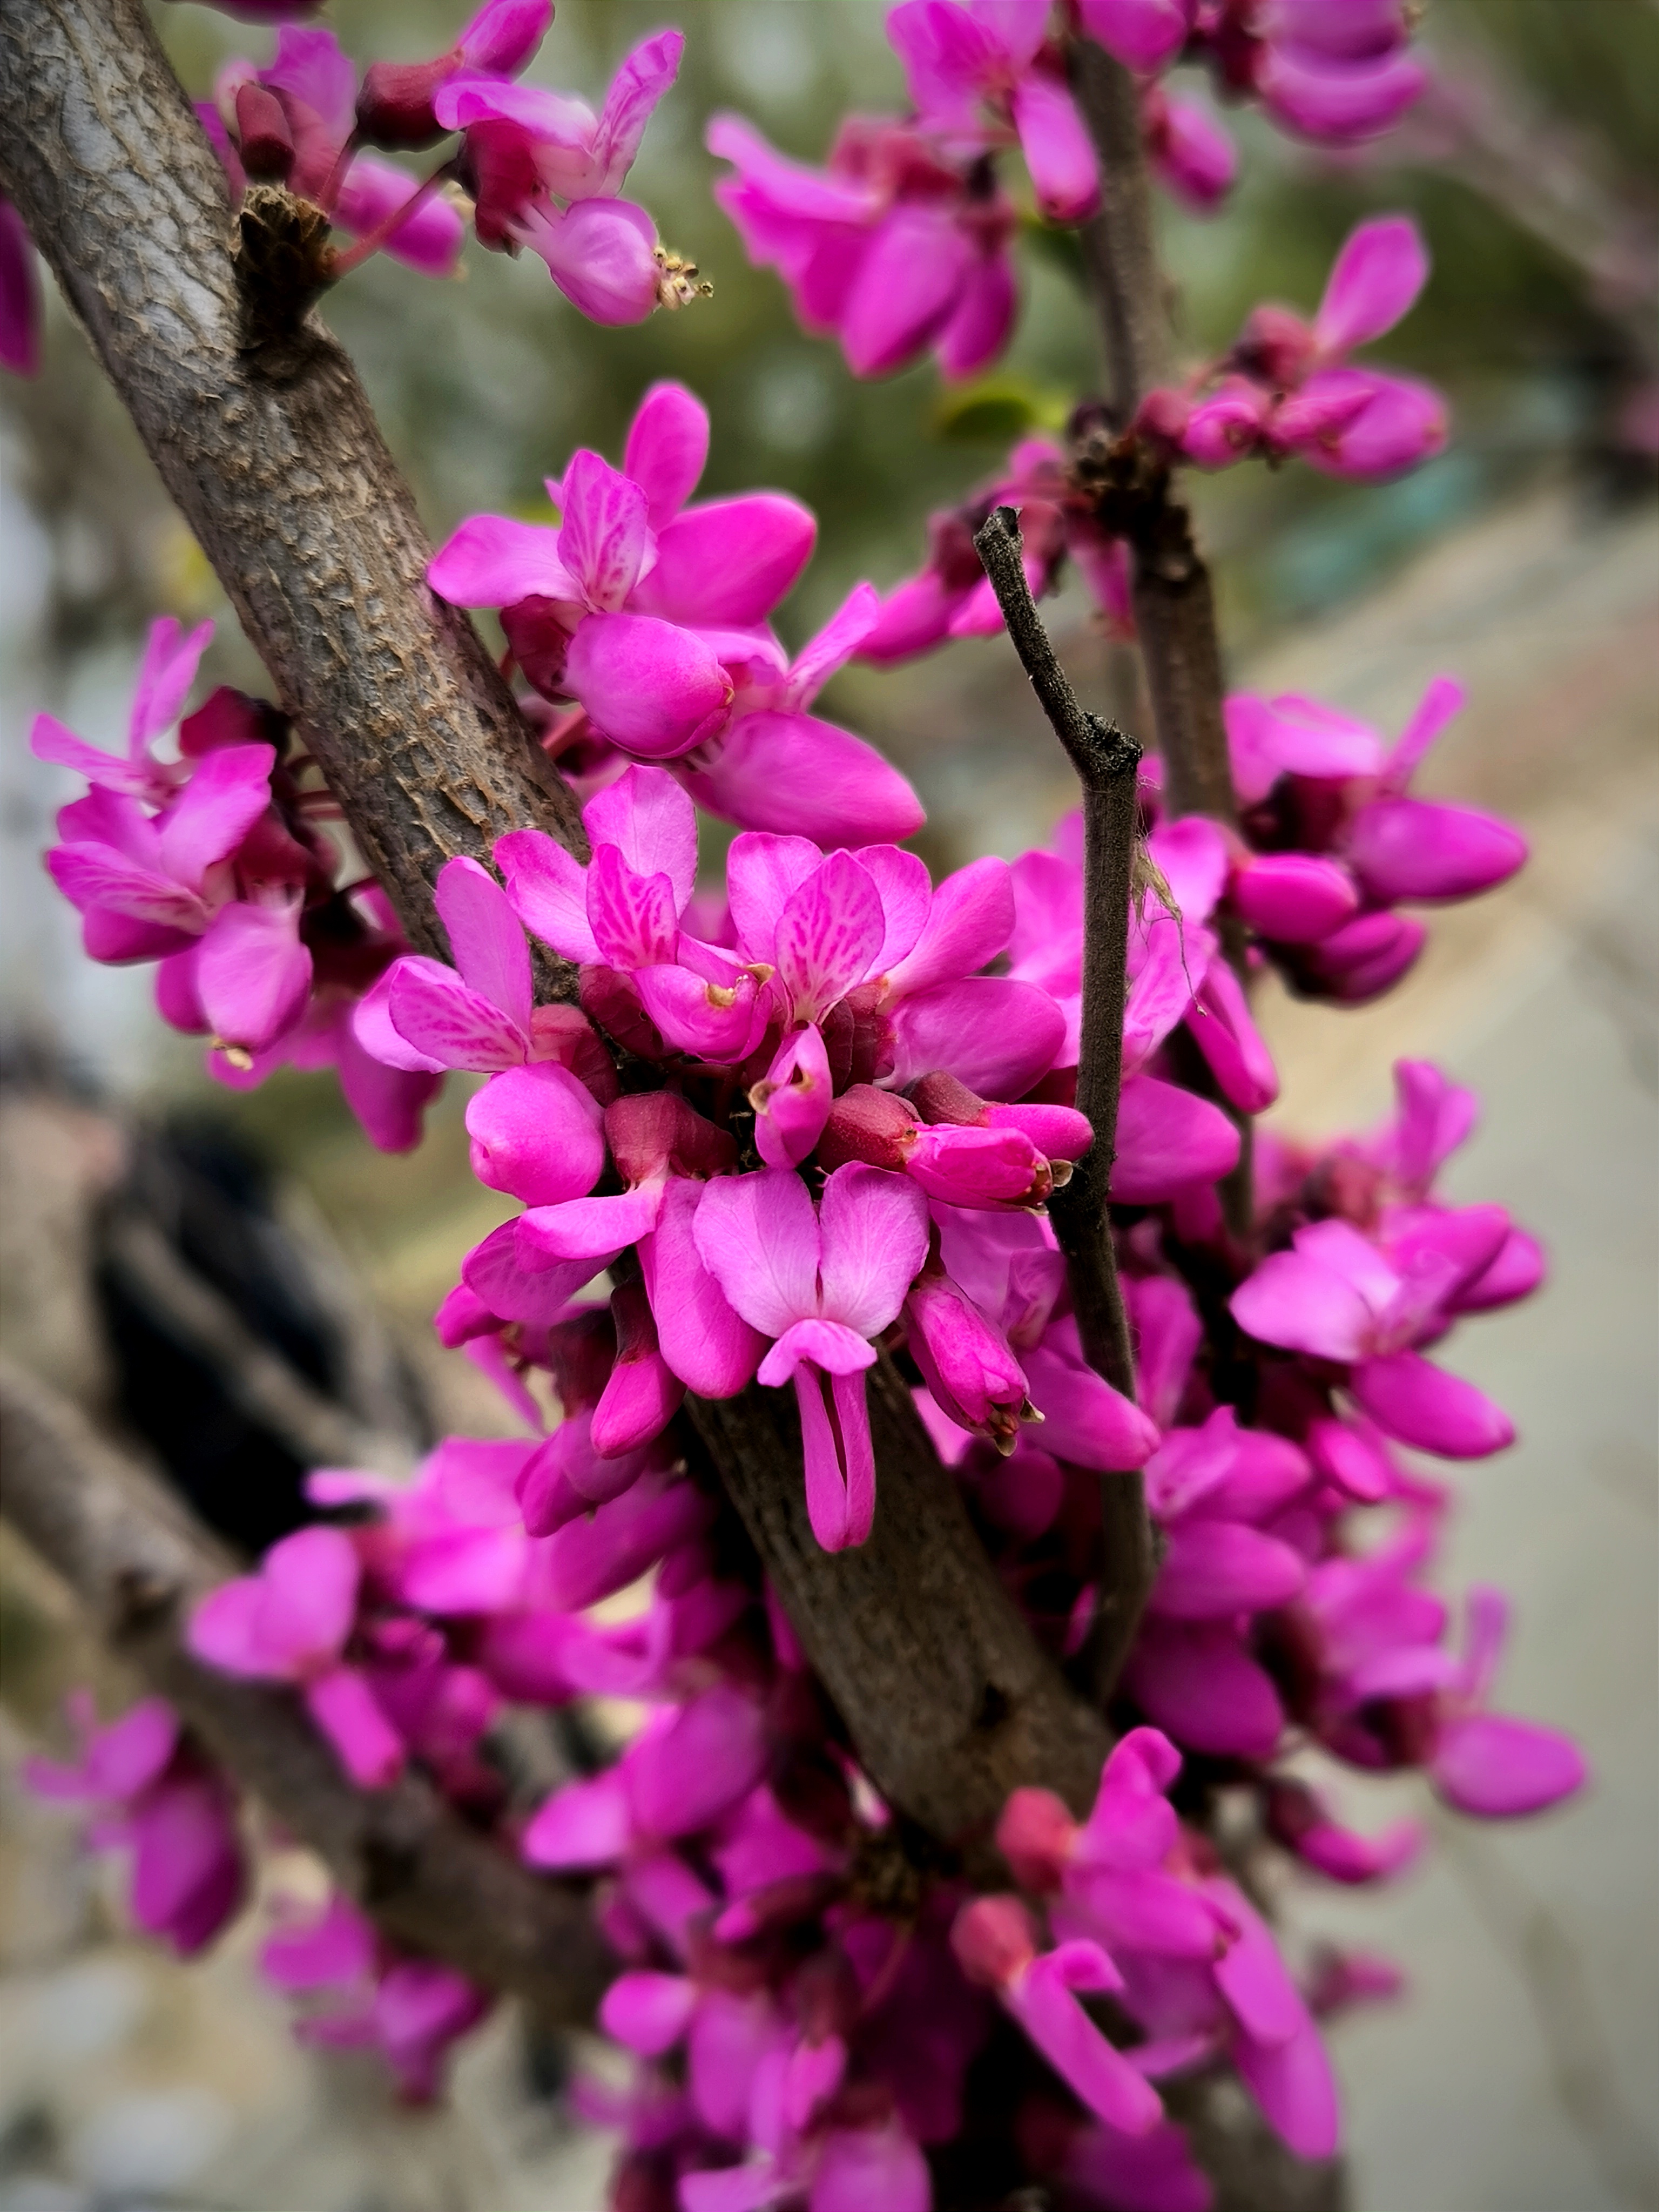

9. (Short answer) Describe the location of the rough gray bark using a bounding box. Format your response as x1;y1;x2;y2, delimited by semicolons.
689;1357;1112;1852
1069;33;1239;834
0;0;588;982
0;1357;614;2018
0;0;1109;1861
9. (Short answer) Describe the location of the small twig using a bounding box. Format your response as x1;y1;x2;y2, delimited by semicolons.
974;505;1153;1698
102;1210;409;1475
0;1357;613;2019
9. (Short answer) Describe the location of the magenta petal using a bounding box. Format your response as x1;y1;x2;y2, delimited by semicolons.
1124;1621;1284;1759
1314;214;1429;354
886;855;1014;998
517;195;661;325
156;744;276;888
623;380;710;528
46;841;207;933
1005;1957;1163;2136
1231;853;1358;943
494;828;599;962
1023;1344;1159;1469
625;1684;770;1838
584;763;698;909
639;1179;767;1398
522;1769;630;1870
1231;1247;1371;1363
352;965;446;1074
1149;1520;1305;1620
1111;1075;1241;1202
558;447;651;611
464;1062;605;1206
774;849;885;1021
1183;957;1278;1112
1351;1350;1514;1459
195;899;312;1055
462;1219;609;1325
1075;0;1193;72
1346;795;1527;903
338;156;466;276
885;977;1064;1100
435;857;532;1032
428;513;575;608
517;1183;665;1263
1431;1712;1587;1818
1232;2011;1341;2161
388;955;527;1070
840;201;974;377
753;1022;834;1169
303;1665;404;1789
683;710;925;845
1011;69;1099;224
632;494;815;628
590;1343;684;1458
599;1970;696;2056
817;1163;931;1338
693;1165;821;1339
565;610;731;761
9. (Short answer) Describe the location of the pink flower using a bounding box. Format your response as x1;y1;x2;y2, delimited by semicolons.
1231;1216;1515;1458
952;1894;1164;2136
261;1893;489;2101
430;386;921;846
694;1165;931;1549
213;31;466;277
1145;217;1446;483
1;192;42;376
32;614;214;809
353;0;551;150
1427;1587;1587;1818
709;112;1018;382
24;1692;244;1956
434;30;685;320
188;1526;405;1789
888;1;1101;224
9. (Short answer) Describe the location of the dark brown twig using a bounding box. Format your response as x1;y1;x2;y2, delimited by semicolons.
973;505;1154;1695
0;1357;614;2020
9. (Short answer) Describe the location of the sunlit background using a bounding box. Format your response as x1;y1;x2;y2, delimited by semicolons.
1;3;1655;2207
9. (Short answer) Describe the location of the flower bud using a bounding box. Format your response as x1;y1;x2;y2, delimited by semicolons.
355;59;455;152
951;1894;1036;1990
996;1785;1075;1892
816;1083;920;1173
233;83;295;183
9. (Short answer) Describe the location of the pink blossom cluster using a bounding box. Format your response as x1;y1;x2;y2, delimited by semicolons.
428;381;925;847
197;6;695;323
24;1692;245;1956
31;616;441;1151
1138;217;1447;482
1080;0;1427;201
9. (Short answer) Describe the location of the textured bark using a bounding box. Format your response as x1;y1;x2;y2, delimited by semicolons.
0;1358;614;2018
0;0;588;982
0;0;1108;1859
688;1357;1111;1852
1070;37;1171;407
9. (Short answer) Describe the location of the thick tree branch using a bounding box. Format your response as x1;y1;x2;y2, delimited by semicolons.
0;0;1108;1857
1069;34;1238;832
0;1356;613;2019
0;0;586;986
973;506;1154;1698
689;1357;1111;1852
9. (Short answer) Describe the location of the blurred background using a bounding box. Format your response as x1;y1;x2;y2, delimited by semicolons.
1;1;1655;2207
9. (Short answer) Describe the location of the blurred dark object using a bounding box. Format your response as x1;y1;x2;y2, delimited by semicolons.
1;1037;428;1560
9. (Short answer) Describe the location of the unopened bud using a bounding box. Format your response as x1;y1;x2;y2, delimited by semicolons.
233;83;295;183
817;1084;919;1174
355;58;454;151
908;1069;986;1127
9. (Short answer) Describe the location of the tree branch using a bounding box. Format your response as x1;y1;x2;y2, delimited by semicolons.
0;0;1109;1857
0;0;586;987
973;505;1154;1698
0;1355;613;2019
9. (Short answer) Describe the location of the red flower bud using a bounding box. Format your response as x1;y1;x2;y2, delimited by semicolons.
355;58;455;152
815;1084;919;1172
234;83;295;183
